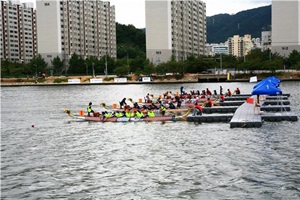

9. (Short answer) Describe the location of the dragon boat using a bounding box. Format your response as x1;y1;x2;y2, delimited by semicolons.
64;109;190;122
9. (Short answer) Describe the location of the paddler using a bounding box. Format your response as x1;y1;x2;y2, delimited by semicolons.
192;102;203;116
160;103;167;116
114;111;123;118
136;110;145;118
102;111;113;121
147;109;155;118
125;109;135;118
119;98;127;109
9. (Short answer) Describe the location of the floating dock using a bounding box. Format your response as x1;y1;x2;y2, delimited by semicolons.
187;94;298;128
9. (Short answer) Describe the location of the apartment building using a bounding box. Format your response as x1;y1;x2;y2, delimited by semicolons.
272;0;300;57
227;34;253;57
0;0;37;63
261;26;272;51
146;0;206;64
36;0;116;66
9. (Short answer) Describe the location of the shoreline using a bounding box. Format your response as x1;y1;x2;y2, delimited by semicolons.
1;73;300;87
1;78;300;87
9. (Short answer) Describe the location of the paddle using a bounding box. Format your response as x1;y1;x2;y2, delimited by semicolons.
64;109;74;117
178;109;192;121
100;102;110;109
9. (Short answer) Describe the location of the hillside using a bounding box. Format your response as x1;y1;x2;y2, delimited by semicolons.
207;5;271;43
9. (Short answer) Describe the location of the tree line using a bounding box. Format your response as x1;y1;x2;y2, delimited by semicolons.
1;49;300;78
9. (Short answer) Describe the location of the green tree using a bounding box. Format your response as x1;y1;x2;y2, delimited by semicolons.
98;55;116;75
68;53;85;74
114;65;129;77
51;56;64;75
143;63;156;75
29;54;47;76
287;50;300;68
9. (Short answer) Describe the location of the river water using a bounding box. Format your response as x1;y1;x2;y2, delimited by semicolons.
1;81;300;199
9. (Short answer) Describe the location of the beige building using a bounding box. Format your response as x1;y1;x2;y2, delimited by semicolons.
272;0;300;57
0;0;37;63
227;34;253;57
146;0;206;64
36;0;116;66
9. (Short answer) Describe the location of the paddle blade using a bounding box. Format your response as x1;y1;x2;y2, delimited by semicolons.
100;102;109;109
64;109;74;117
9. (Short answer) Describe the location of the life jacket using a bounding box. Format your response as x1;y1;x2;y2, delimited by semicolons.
160;105;166;111
136;111;144;118
195;105;203;112
104;113;112;118
125;112;132;118
87;106;92;113
147;110;155;117
115;112;122;118
220;95;225;102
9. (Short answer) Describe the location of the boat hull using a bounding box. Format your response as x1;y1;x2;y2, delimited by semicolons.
72;115;178;122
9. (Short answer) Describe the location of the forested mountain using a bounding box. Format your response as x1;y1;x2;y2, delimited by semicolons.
116;23;146;59
207;5;271;43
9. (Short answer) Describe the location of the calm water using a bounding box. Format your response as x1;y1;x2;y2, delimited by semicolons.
1;82;300;199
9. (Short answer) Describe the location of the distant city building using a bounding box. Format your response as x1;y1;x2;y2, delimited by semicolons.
227;34;253;57
213;44;228;55
36;0;116;66
145;0;206;64
205;43;228;56
252;38;261;49
0;0;37;63
272;0;300;57
261;26;272;51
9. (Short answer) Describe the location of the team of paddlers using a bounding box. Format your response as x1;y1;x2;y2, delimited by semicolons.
87;86;241;119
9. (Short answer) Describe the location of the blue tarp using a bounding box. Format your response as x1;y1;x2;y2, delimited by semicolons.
252;76;282;95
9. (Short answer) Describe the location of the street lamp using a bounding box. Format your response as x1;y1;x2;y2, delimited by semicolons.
105;55;108;77
92;63;95;77
86;63;88;76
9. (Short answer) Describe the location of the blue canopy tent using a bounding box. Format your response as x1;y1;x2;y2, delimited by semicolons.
253;76;281;89
252;78;282;96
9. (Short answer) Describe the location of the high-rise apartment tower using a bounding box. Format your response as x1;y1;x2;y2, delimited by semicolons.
227;34;253;57
272;0;300;56
36;0;116;66
145;0;206;65
0;0;37;63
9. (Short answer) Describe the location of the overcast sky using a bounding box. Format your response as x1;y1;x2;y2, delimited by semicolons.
21;0;272;28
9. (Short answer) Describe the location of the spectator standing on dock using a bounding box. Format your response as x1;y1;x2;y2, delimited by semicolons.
220;86;223;95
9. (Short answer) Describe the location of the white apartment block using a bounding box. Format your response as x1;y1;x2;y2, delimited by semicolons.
227;34;253;57
272;0;300;57
36;0;116;66
261;28;272;51
146;0;206;65
0;0;37;63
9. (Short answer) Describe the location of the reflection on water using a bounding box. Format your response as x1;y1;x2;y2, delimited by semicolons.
1;82;300;199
